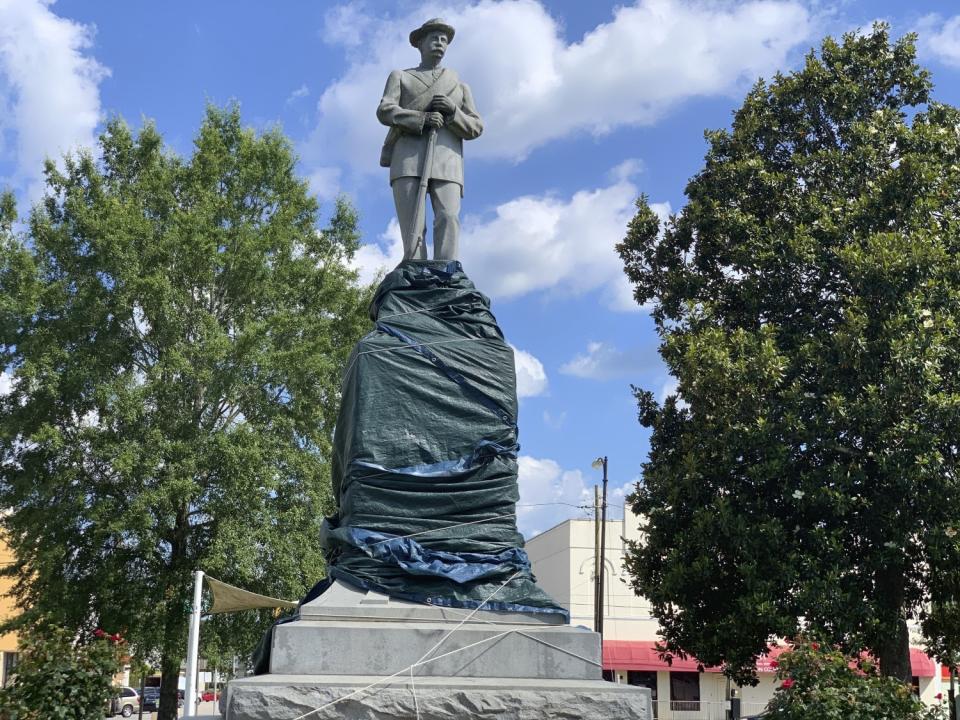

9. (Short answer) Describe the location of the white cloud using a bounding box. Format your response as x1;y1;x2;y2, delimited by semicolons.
461;170;669;310
916;14;960;67
307;166;342;203
322;3;373;49
511;344;548;398
658;376;678;402
354;168;668;308
657;375;689;408
286;83;310;103
610;478;639;505
517;455;592;537
0;371;11;396
608;478;640;522
542;409;566;430
517;457;639;537
351;217;403;287
560;341;658;380
608;158;645;183
303;0;811;176
0;0;108;198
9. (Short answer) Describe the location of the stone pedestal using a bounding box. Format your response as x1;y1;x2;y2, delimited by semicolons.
224;263;650;718
223;581;651;719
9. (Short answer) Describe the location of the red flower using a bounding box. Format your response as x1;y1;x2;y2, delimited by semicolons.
94;629;106;638
110;633;122;643
781;678;795;689
936;693;943;701
810;642;819;650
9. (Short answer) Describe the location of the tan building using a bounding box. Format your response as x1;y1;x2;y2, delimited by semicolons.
0;538;18;687
526;512;947;719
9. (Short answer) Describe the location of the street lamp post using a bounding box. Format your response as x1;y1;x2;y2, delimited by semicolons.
592;456;609;642
594;485;601;634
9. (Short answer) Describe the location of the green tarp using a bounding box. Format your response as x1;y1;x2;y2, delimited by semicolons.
320;260;564;617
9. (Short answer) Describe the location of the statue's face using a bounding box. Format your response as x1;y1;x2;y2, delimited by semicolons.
419;30;448;62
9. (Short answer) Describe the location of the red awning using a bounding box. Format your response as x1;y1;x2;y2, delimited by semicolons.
910;648;937;678
754;645;789;673
603;640;940;678
602;640;722;673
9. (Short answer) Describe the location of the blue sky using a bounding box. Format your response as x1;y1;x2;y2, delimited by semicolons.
2;0;960;537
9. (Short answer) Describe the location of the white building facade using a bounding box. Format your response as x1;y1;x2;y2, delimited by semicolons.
525;513;948;720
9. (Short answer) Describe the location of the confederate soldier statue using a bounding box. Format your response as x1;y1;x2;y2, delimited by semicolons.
378;18;483;261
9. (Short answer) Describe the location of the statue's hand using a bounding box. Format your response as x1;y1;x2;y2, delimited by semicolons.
424;112;445;129
430;94;456;116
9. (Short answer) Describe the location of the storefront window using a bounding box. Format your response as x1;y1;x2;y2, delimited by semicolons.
628;671;659;718
2;652;18;687
669;671;700;711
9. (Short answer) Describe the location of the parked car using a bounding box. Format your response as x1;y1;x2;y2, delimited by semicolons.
200;690;220;702
141;686;183;712
106;686;139;717
140;687;160;712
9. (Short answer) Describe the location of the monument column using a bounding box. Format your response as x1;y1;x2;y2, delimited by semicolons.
222;19;651;720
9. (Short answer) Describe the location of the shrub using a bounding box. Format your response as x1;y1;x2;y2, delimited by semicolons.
0;625;125;720
765;639;946;720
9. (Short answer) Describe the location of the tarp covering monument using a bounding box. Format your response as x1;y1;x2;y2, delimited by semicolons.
321;259;565;616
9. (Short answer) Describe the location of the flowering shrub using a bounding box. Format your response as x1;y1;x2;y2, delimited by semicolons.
764;639;946;720
0;624;125;720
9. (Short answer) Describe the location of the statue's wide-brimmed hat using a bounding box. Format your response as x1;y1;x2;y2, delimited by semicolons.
409;18;455;47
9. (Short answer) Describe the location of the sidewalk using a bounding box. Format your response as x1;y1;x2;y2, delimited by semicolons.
130;700;221;718
187;702;221;717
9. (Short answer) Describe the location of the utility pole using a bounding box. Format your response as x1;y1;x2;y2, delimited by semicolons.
592;456;609;641
951;665;958;720
594;485;601;634
184;570;204;718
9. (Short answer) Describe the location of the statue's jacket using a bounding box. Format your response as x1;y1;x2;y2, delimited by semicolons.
377;67;482;193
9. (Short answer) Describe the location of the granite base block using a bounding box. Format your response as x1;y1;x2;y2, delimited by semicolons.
224;674;652;720
225;581;651;718
270;620;600;679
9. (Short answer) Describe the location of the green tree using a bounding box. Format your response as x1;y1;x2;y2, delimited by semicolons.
0;106;371;719
0;625;125;720
618;25;960;684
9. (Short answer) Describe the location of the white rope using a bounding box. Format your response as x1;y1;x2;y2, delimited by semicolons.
437;605;602;668
344;335;496;378
378;300;475;320
409;663;421;720
369;512;518;545
290;572;520;720
363;502;591;547
514;630;602;667
410;571;521;671
289;629;515;720
356;335;489;357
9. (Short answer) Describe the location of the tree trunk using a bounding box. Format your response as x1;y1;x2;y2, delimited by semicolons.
873;562;913;684
876;614;912;684
158;507;190;720
158;651;181;720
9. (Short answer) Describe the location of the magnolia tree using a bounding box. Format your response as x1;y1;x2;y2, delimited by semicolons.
619;25;960;684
